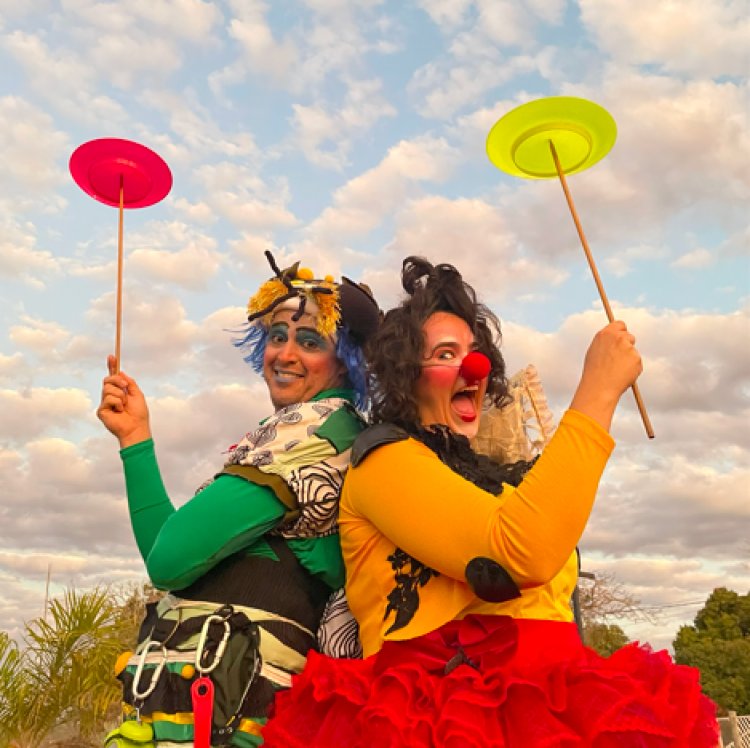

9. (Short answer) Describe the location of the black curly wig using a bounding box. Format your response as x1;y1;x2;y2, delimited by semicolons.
366;256;510;428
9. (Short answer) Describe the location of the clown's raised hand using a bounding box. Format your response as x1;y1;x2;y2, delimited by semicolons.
570;320;643;432
97;354;152;448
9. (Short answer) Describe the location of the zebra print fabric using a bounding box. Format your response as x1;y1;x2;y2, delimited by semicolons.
317;588;363;659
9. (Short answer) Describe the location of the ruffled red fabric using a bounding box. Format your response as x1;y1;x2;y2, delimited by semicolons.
262;616;718;748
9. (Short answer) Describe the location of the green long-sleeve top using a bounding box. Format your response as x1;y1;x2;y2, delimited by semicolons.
120;390;361;592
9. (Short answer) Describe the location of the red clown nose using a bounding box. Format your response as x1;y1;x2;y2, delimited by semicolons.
459;351;491;384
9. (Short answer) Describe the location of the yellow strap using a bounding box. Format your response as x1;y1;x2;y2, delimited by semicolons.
238;718;265;736
123;703;265;734
123;704;194;725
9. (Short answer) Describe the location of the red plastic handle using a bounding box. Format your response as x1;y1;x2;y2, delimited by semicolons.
191;676;214;748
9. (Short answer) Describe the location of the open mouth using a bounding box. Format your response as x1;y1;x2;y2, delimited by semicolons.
451;385;479;423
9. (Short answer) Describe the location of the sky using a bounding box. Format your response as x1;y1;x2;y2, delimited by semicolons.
0;0;748;653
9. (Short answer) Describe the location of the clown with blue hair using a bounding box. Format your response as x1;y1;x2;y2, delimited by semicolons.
98;251;380;747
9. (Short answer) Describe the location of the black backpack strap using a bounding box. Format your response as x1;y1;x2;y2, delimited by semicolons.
351;423;408;466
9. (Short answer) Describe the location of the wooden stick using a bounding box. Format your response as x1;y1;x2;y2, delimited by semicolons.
548;140;655;439
115;175;124;374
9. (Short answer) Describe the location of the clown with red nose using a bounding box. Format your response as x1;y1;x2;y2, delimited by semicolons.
417;317;492;435
263;255;717;748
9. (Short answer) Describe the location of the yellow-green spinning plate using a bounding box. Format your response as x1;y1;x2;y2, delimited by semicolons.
486;96;616;179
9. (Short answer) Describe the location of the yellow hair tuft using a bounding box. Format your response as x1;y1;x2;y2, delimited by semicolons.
314;282;340;337
248;278;287;317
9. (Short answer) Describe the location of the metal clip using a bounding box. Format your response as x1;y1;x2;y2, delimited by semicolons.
195;614;231;675
132;640;168;701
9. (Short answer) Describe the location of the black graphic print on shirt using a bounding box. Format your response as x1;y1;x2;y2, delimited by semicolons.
384;547;440;634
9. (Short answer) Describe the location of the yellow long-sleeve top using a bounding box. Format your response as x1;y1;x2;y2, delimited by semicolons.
340;409;615;657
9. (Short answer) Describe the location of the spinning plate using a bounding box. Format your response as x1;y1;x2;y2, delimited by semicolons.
69;138;172;208
486;97;616;179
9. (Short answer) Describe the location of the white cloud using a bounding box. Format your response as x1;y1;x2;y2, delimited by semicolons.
6;313;103;372
0;387;92;441
25;437;95;490
0;352;29;384
408;0;566;119
417;0;565;34
225;0;300;85
301;0;386;12
0;96;69;206
587;455;749;558
671;248;715;270
0;550;88;577
580;0;750;77
228;233;277;261
308;136;462;239
416;0;474;28
522;0;566;25
475;0;540;47
3;2;222;126
125;221;225;290
63;0;223;43
371;194;568;305
290;8;391;92
195;162;298;230
129;247;222;290
290;77;396;170
0;213;61;285
409;47;542;120
608;76;750;210
9;316;69;354
2;30;129;127
87;34;182;91
136;88;259;163
216;0;395;94
604;243;669;277
503;305;750;417
85;291;199;376
173;198;217;225
0;0;52;21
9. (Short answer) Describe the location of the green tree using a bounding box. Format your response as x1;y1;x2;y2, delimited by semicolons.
673;587;750;715
584;622;630;657
0;583;151;748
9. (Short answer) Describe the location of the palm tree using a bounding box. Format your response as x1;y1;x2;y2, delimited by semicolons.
0;632;26;746
0;584;151;748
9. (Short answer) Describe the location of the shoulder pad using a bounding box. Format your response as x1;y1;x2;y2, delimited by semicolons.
351;424;408;467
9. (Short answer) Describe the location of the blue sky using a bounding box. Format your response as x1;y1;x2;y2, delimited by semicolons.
0;0;748;652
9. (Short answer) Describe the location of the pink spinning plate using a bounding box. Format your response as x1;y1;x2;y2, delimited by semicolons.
69;138;172;208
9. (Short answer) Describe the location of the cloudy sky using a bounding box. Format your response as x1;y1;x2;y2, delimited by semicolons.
0;0;747;652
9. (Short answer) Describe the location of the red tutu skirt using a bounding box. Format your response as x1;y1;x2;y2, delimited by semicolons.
262;615;718;747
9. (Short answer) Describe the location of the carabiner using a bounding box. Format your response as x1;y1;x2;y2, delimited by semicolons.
195;614;231;675
131;640;168;701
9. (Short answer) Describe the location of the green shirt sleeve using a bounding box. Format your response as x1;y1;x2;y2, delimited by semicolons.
287;534;345;589
120;439;286;589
